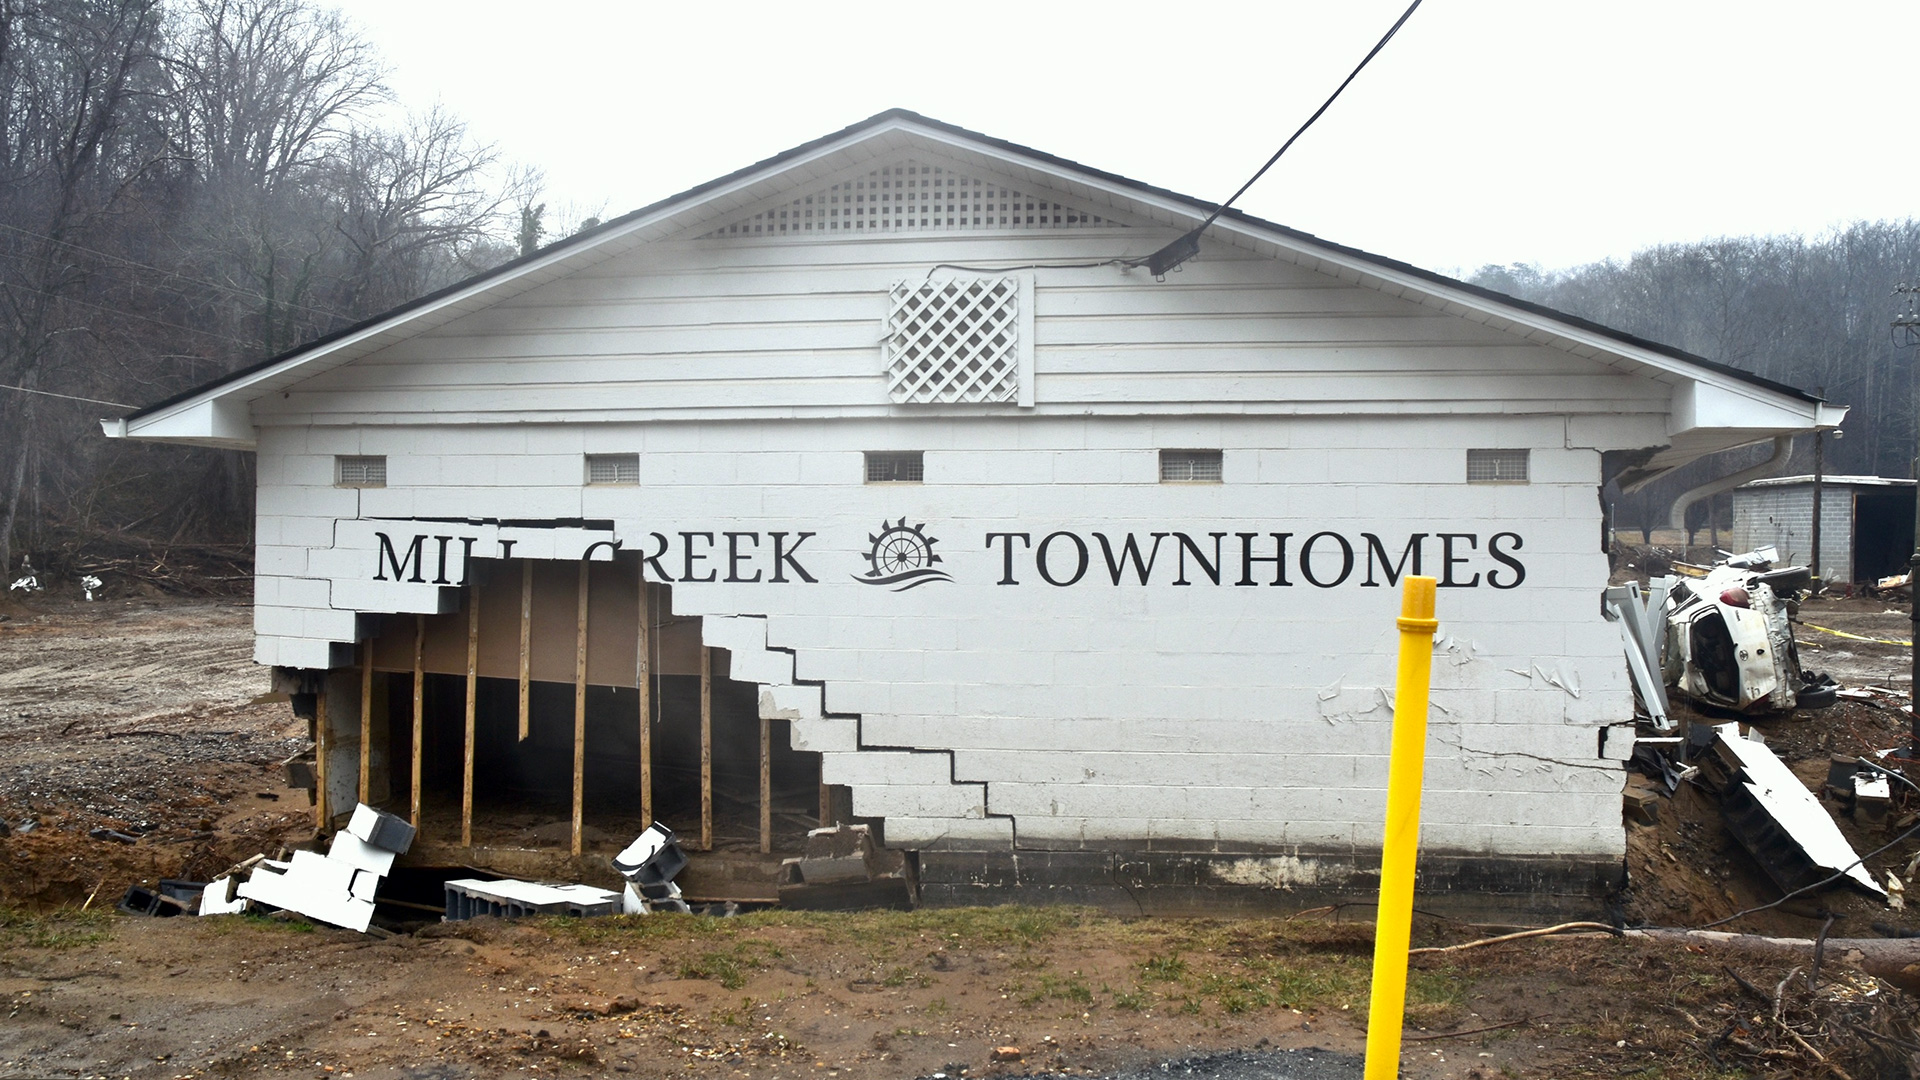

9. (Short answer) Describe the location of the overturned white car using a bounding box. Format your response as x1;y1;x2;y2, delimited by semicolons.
1662;547;1836;714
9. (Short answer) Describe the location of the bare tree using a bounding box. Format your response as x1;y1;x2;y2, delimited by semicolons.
0;0;165;579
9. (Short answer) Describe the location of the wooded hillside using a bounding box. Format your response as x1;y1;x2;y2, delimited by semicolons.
1471;221;1920;541
0;0;533;585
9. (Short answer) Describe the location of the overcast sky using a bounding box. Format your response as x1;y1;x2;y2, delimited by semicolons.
329;0;1915;276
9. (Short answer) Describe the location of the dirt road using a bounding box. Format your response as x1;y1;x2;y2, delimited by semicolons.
0;597;313;909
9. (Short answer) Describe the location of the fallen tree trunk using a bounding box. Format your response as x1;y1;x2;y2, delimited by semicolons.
1629;929;1920;994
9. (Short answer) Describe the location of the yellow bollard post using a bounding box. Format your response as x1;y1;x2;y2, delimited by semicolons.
1363;575;1439;1080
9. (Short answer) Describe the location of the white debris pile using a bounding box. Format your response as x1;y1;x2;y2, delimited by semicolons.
442;822;692;922
78;574;102;601
199;803;417;932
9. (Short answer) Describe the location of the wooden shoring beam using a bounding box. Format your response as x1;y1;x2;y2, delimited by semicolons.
700;645;713;851
359;641;373;806
820;783;831;828
759;716;772;854
411;614;425;829
517;560;532;741
572;560;589;857
314;683;329;831
637;578;652;826
462;581;479;847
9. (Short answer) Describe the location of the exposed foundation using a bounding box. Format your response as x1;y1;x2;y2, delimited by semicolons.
297;554;840;901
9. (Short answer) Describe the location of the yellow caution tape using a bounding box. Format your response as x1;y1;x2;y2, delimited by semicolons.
1802;622;1912;648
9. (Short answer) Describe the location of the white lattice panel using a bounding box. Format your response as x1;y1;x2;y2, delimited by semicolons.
886;278;1021;404
702;159;1123;239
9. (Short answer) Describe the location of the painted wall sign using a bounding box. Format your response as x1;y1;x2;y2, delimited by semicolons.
338;517;1527;593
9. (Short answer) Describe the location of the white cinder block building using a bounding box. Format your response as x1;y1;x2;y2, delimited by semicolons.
1732;475;1914;586
106;112;1840;916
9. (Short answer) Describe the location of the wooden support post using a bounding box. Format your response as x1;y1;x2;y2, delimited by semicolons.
411;614;425;830
462;582;479;848
760;716;772;854
637;579;652;826
572;560;589;857
359;641;373;805
518;560;532;741
700;645;713;851
314;683;329;831
820;783;832;827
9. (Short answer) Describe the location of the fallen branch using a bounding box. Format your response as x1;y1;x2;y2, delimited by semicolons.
1407;921;1617;956
1404;1015;1536;1042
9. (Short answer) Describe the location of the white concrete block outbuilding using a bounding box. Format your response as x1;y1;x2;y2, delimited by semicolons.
106;111;1842;916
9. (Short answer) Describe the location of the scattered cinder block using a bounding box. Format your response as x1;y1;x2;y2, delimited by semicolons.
1623;787;1660;827
611;824;687;886
346;803;416;854
442;878;621;920
1826;756;1861;802
1855;773;1893;824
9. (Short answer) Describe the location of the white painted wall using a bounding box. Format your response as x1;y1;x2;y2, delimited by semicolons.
255;411;1633;860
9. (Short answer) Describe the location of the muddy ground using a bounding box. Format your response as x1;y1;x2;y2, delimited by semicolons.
6;588;1920;1079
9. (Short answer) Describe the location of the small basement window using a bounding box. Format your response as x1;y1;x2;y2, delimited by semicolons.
336;455;386;487
865;451;924;483
1159;449;1222;483
1467;449;1529;483
585;453;640;485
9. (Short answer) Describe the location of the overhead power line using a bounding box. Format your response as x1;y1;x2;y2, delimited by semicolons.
1134;0;1425;278
0;383;134;408
0;220;354;325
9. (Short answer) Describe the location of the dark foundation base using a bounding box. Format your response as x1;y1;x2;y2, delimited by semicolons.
915;848;1625;922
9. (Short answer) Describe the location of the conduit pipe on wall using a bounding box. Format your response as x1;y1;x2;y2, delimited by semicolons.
1666;435;1793;533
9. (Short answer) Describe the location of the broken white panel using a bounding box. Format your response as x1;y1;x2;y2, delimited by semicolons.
1713;727;1885;897
327;831;396;876
237;849;376;932
198;875;250;916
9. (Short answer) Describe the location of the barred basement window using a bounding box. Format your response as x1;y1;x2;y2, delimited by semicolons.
585;453;639;485
1467;449;1529;483
1160;450;1223;483
865;451;924;483
336;455;386;487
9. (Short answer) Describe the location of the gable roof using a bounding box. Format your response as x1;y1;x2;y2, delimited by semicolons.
107;108;1839;451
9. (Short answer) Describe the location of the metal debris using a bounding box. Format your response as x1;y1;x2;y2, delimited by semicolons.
1604;579;1674;730
1697;723;1885;899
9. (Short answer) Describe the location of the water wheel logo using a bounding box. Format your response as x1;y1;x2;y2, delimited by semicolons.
853;518;953;591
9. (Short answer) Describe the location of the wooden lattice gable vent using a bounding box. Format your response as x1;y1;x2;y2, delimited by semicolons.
884;274;1034;407
699;159;1126;239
